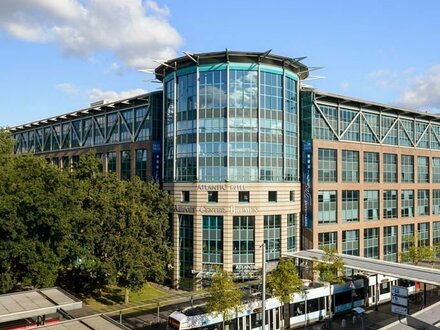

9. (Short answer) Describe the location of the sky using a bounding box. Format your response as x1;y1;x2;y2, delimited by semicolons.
1;0;440;127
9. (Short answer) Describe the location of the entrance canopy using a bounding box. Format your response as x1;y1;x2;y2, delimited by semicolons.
285;249;440;286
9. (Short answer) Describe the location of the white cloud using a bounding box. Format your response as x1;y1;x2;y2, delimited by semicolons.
88;88;147;102
55;82;79;96
0;0;182;69
399;65;440;110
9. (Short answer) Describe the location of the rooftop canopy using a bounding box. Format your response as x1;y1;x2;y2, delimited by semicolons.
154;50;309;81
285;249;440;286
0;287;82;324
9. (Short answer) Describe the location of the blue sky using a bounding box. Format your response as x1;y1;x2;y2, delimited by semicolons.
1;0;440;127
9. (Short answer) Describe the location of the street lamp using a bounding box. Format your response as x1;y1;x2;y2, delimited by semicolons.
261;243;266;330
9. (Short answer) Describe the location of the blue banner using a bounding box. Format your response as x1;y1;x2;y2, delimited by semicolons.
302;140;313;229
152;141;161;181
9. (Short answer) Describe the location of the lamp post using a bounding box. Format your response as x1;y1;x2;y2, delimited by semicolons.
261;243;266;330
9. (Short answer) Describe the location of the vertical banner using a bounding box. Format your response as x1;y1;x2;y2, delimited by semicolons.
302;140;313;229
152;141;161;182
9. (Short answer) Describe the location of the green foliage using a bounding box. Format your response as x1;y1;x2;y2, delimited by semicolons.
0;128;14;157
267;258;302;305
207;270;242;325
315;247;344;284
400;234;435;265
0;147;172;297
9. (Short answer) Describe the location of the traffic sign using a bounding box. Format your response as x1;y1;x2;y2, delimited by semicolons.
391;286;408;297
391;295;408;306
391;304;408;316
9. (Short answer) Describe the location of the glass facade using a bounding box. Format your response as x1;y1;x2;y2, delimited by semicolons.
342;150;359;182
364;152;379;182
202;216;223;272
318;191;337;224
434;158;440;183
364;228;379;259
163;63;299;183
433;221;440;245
264;215;281;261
342;230;359;256
13;94;160;154
318;148;337;182
233;216;255;266
383;226;397;262
342;190;359;223
434;190;440;215
364;190;379;221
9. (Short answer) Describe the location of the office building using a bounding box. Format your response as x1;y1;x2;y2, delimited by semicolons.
10;50;440;289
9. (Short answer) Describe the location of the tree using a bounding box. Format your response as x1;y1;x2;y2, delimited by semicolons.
267;258;302;329
0;128;14;157
314;248;344;329
66;153;172;302
207;270;242;329
400;234;435;265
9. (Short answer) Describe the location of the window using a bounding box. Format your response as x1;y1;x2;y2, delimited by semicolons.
383;226;397;262
342;230;359;256
318;148;337;182
62;156;70;170
203;216;223;271
364;152;379;182
383;153;397;183
401;190;414;218
268;191;277;202
135;149;147;181
364;228;379;259
72;155;80;169
287;214;297;252
401;155;414;183
433;221;440;245
208;191;218;203
179;215;193;279
418;189;429;216
401;224;414;252
264;215;281;261
290;191;295;202
364;190;379;221
342;190;359;223
418;156;429;183
342;150;359;182
233;216;255;266
239;191;250;203
181;191;190;203
107;151;116;173
121;150;131;180
318;232;337;251
318;191;337;224
434;158;440;183
433;190;440;215
418;222;430;247
383;190;397;219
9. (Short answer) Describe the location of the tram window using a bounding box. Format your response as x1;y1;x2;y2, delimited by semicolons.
292;301;305;316
334;291;351;306
380;282;390;294
308;297;325;313
251;313;262;328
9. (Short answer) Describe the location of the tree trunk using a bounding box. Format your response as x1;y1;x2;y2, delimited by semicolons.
125;287;130;304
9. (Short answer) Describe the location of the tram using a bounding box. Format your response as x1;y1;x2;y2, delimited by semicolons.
167;275;416;330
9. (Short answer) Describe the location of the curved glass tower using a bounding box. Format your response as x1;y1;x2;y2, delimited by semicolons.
156;51;308;289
